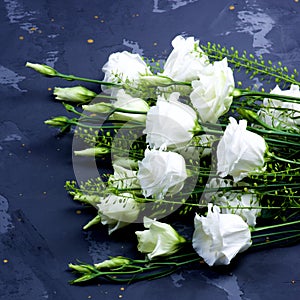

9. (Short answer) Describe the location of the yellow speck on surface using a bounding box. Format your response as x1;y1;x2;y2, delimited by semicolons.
229;5;235;10
295;0;299;3
48;87;52;91
87;39;94;44
3;259;8;264
120;287;125;291
76;210;82;215
94;15;99;19
30;27;37;31
19;36;24;40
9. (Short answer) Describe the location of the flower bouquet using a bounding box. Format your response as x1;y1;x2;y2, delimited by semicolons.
26;35;300;284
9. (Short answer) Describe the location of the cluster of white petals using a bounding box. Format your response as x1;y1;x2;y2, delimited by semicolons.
137;148;187;199
97;35;269;267
257;84;300;132
217;117;267;182
192;204;252;266
136;217;186;260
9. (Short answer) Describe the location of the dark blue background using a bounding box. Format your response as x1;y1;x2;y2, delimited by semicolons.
1;1;300;299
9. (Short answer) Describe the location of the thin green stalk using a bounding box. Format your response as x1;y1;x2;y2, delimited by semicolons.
56;72;120;86
268;153;300;165
252;229;300;239
236;89;300;103
253;219;300;232
252;233;300;247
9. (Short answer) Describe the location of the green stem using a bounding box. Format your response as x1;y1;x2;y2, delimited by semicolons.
268;152;300;165
252;229;300;239
56;72;121;86
252;233;300;247
253;219;300;232
70;121;144;130
234;88;300;103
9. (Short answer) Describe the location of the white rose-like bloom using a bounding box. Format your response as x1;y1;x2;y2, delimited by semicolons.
192;204;252;266
257;84;300;132
190;58;234;123
102;51;152;92
109;89;150;123
217;117;267;182
135;217;186;260
97;193;142;234
205;178;261;227
144;92;199;148
137;148;187;199
160;35;209;82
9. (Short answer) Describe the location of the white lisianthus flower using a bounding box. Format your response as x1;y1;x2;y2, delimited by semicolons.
109;89;150;123
217;117;267;182
135;217;186;260
205;178;261;227
144;92;200;148
102;51;152;92
190;58;234;123
97;193;142;234
160;35;209;82
257;84;300;132
192;204;252;266
137;148;187;199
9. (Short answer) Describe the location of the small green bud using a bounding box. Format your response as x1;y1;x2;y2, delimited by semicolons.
54;86;97;103
192;120;203;135
232;88;242;98
68;264;92;273
83;215;101;230
139;75;174;87
82;102;113;114
44;116;70;127
94;256;130;270
74;147;110;157
71;274;96;283
25;62;57;76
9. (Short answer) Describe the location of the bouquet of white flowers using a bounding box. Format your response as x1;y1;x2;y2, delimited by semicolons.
26;35;300;284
